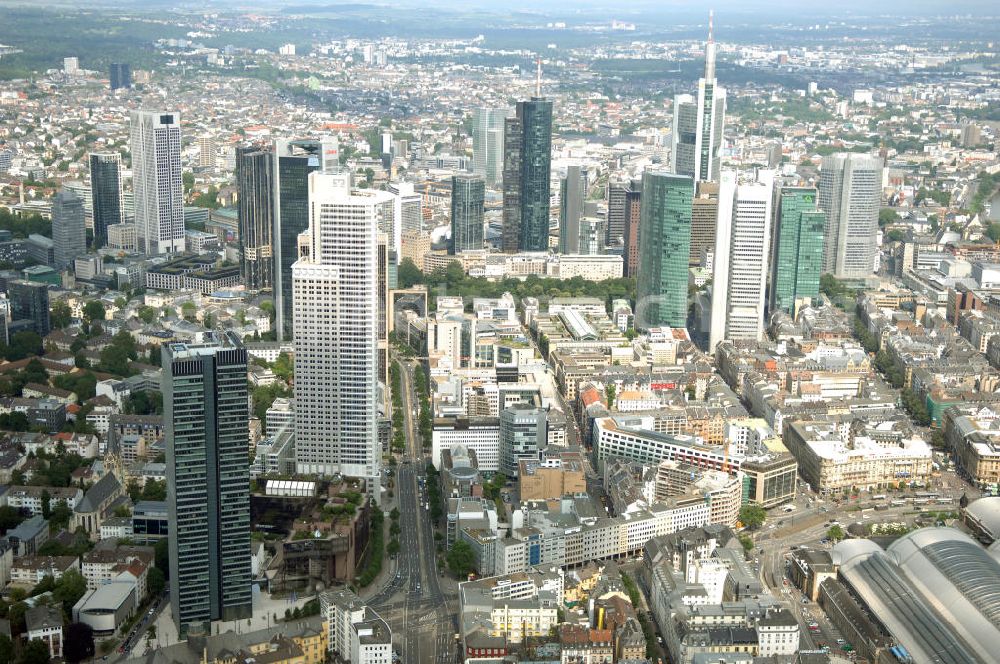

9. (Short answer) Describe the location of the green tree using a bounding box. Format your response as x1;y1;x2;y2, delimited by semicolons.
398;258;423;288
986;223;1000;243
17;640;50;664
49;499;73;531
446;539;475;577
138;306;158;324
272;352;293;382
148;566;166;596
50;301;72;329
739;505;767;530
2;331;42;361
82;301;106;323
0;634;14;664
40;490;51;519
605;383;616;407
826;525;845;542
154;538;169;579
878;208;900;228
182;171;195;194
63;623;95;663
739;535;754;553
53;569;87;616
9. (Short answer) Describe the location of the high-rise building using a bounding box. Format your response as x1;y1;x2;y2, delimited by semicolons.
51;189;86;271
690;181;720;266
502;98;553;252
63;57;79;75
451;174;485;254
606;179;629;249
130;111;184;255
558;165;586;254
578;217;604;256
7;280;50;337
670;12;726;183
197;135;216;169
770;187;825;315
819;153;883;279
163;332;252;636
235;145;274;292
620;179;643;278
472;108;510;187
109;63;131;90
387;181;422;234
709;171;775;350
293;172;384;497
636;172;694;329
499;404;547;478
89;153;125;250
273;138;339;342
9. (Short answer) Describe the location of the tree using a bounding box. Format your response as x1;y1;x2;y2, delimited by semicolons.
49;499;73;531
446;539;475;577
148;566;166;597
82;301;106;323
2;331;42;361
17;639;51;664
40;490;51;519
0;506;26;534
0;634;14;664
739;505;766;530
50;301;72;329
826;525;845;542
739;535;754;553
155;538;169;578
397;258;424;288
53;569;87;617
63;623;95;663
878;208;900;228
986;223;1000;243
605;383;616;407
138;306;158;324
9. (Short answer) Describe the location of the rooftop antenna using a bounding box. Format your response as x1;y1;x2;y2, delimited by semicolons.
705;9;717;81
535;57;542;97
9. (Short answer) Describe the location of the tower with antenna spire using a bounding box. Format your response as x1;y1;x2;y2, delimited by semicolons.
670;10;727;183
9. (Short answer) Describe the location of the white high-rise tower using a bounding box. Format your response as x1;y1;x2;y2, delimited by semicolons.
292;171;391;499
130;111;185;255
709;170;775;351
819;153;883;279
472;108;511;187
671;11;726;183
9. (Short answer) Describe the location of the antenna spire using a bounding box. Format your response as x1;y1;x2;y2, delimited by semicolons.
535;58;542;97
704;10;717;81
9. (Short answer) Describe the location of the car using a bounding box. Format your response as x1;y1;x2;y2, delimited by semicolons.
836;639;847;645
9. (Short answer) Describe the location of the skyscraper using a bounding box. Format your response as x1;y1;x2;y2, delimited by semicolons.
273;138;339;342
499;404;547;478
130;111;184;255
293;172;384;497
502;98;553;252
819;153;883;279
163;332;251;636
7;280;50;338
89;153;125;250
558;165;586;254
109;63;131;90
51;189;86;270
709;171;775;350
472;108;510;187
770;187;825;315
606;179;629;249
235;145;274;292
671;11;726;183
636;172;694;329
451;174;485;254
620;179;643;278
387;181;423;234
690;181;720;266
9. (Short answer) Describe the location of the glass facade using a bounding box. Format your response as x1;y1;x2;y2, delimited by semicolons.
450;174;485;254
770;187;825;314
518;98;553;252
636;172;694;329
235;146;274;292
89;153;124;250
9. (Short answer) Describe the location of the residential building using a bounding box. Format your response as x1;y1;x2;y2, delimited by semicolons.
25;605;63;659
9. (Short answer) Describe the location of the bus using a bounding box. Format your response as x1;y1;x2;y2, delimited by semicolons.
936;497;953;504
915;492;939;500
890;500;907;507
913;498;930;506
872;494;887;501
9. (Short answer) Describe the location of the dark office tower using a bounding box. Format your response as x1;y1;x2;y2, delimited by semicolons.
235;145;274;292
770;187;825;315
690;181;720;266
89;153;124;250
7;280;50;337
558;165;585;254
501;116;523;253
164;333;251;637
606;179;629;248
518;98;553;252
621;179;643;278
451;174;485;254
51;189;86;270
109;63;131;90
272;138;338;342
636;172;694;330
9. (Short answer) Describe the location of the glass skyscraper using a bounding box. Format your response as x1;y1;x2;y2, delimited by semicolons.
51;188;86;270
502;98;552;252
819;153;883;279
450;174;485;254
235;145;274;292
89;153;125;250
164;332;251;636
636;172;694;329
109;63;131;90
130;110;184;255
770;187;825;315
472;108;509;187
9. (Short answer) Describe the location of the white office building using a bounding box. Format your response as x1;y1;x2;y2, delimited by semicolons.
472;108;511;187
819;153;883;279
130;111;185;255
293;171;388;497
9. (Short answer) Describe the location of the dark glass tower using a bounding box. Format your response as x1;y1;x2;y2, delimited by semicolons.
164;332;251;637
501;116;523;253
109;63;131;90
636;172;694;329
770;187;825;315
518;98;553;252
7;280;50;337
89;153;124;250
51;188;85;270
272;138;338;341
450;174;485;254
236;145;274;292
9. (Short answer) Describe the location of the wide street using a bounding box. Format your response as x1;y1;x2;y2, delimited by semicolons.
368;357;459;664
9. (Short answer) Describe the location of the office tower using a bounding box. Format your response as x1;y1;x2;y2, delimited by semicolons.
164;333;252;636
770;187;825;315
502;98;553;252
472;108;509;187
636;172;694;329
499;404;547;477
51;189;86;271
236;145;274;292
273;138;339;342
558;165;586;254
451;174;485;254
130;111;184;255
709;171;775;351
7;280;50;337
670;12;726;183
621;179;643;278
819;153;883;279
109;63;131;90
606;179;629;248
197;135;216;169
89;153;125;250
387;182;422;234
690;181;720;266
63;57;79;75
579;217;604;256
293;172;384;496
378;233;391;389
